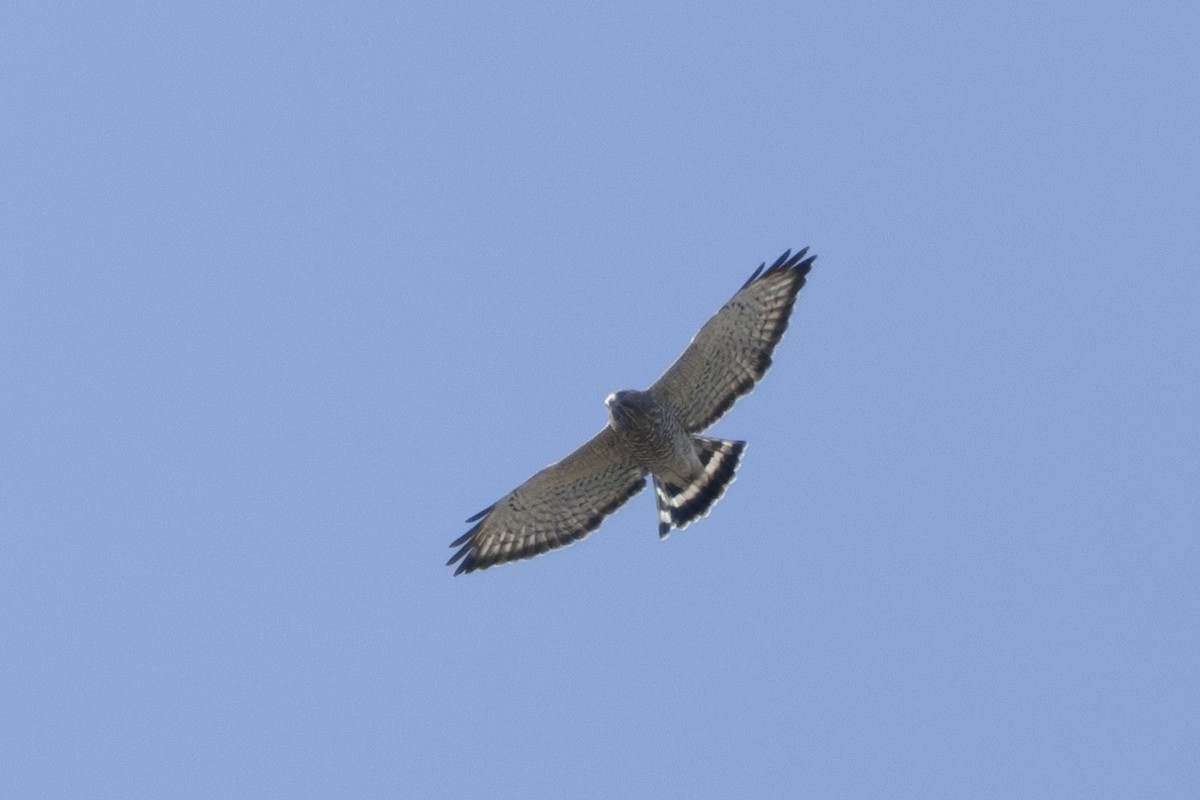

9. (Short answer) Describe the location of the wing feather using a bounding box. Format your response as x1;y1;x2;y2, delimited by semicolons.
447;426;646;574
649;248;815;432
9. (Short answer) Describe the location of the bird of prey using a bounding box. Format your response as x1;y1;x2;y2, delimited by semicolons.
448;247;816;574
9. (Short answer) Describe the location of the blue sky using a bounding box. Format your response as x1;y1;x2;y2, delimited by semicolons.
3;2;1198;797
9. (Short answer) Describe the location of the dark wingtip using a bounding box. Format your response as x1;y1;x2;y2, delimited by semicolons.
449;517;486;548
740;262;766;290
465;504;495;523
792;249;815;277
448;518;486;573
766;249;792;273
743;247;815;287
448;543;480;574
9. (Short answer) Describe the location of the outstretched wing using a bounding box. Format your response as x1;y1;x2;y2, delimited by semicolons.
447;427;647;575
650;248;815;433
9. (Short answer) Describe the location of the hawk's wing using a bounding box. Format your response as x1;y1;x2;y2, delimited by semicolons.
447;426;647;574
649;248;815;433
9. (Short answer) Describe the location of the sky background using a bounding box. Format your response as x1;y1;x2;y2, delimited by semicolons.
3;2;1198;797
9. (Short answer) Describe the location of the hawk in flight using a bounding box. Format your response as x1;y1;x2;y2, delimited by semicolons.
448;247;816;574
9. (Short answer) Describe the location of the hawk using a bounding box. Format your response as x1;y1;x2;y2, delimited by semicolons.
448;247;816;574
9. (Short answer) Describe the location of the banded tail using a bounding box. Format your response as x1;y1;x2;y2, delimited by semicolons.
653;436;747;538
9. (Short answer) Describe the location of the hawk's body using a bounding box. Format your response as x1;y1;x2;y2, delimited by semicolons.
605;389;698;485
448;247;815;574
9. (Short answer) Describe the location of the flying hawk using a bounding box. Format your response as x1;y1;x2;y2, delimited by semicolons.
448;247;816;574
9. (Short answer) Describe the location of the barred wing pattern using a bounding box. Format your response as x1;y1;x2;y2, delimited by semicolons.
650;248;815;433
447;427;647;575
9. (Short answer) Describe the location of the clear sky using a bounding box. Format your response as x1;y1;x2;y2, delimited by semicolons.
3;2;1198;797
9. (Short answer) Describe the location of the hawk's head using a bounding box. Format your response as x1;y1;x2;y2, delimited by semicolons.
605;389;654;431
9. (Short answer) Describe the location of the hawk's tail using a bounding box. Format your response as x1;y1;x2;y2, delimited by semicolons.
653;436;747;539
